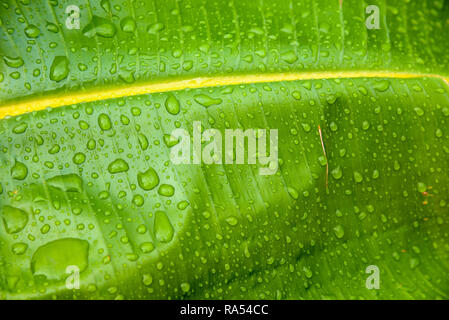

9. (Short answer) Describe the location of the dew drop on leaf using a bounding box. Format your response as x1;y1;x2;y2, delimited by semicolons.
194;94;223;107
98;113;112;130
154;211;174;243
158;184;175;197
165;94;180;115
83;16;116;38
333;225;345;239
49;56;69;82
108;158;129;174
1;206;28;234
137;167;159;191
11;160;28;180
46;174;83;192
31;238;89;280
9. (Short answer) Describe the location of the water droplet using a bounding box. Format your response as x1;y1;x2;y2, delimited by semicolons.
180;282;190;293
292;91;301;100
414;107;424;116
329;122;338;131
225;216;238;226
100;0;111;12
40;223;50;234
287;187;299;200
333;225;345;239
3;56;24;68
47;174;83;192
83;16;116;38
49;56;69;82
302;266;313;278
73;152;86;164
31;238;89;280
12;242;28;255
147;22;165;34
362;121;370;130
12;122;27;134
154;211;174;243
140;242;155;253
24;24;40;38
163;134;180;147
417;182;426;193
280;51;298;64
142;274;153;286
326;94;337;104
108;158;129;174
353;171;363;183
331;166;343;180
373;80;390;92
46;22;59;33
194;94;222;107
165;94;180;115
137;167;159;191
138;134;149;150
132;194;144;207
98;113;112;130
120;17;136;33
158;184;175;197
11;160;28;180
1;206;28;234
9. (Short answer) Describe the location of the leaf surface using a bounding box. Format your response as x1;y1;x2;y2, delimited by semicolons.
0;0;449;300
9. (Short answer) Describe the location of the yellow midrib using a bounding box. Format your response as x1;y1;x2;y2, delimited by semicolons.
0;71;448;119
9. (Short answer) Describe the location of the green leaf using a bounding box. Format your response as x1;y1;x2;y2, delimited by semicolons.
0;0;449;300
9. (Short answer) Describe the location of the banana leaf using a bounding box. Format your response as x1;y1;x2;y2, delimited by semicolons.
0;0;448;300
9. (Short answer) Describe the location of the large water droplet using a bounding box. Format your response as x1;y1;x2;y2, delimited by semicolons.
31;238;89;280
12;122;27;134
120;17;136;33
98;113;112;130
11;160;28;180
83;16;116;38
108;158;129;174
3;56;24;68
49;56;69;82
137;167;159;191
1;206;28;234
154;211;174;243
165;94;180;115
280;51;298;64
147;22;165;34
373;80;390;92
158;184;175;197
194;94;222;107
46;174;83;192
